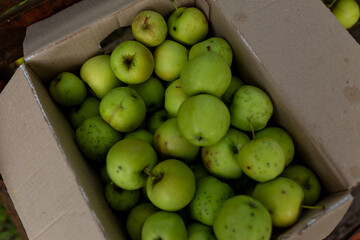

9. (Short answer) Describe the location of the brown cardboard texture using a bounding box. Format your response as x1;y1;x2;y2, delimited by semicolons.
0;0;360;239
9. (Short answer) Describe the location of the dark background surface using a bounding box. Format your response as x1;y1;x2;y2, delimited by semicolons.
0;0;360;239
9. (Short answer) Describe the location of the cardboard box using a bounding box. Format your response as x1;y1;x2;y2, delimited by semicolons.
1;0;360;239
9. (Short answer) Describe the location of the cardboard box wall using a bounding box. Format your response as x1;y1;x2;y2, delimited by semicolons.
1;0;360;239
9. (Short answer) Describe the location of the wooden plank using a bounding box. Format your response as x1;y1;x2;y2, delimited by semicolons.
0;0;82;92
0;178;28;240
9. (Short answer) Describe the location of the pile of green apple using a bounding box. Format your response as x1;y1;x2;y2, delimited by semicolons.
48;5;324;240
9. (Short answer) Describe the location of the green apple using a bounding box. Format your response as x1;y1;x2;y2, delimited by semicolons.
124;128;153;144
142;211;187;240
167;7;209;45
213;195;272;240
188;176;234;226
68;96;100;128
154;40;189;82
146;109;168;134
191;162;210;181
187;222;216;240
110;40;154;84
75;116;122;162
129;76;164;112
131;10;167;47
106;138;158;190
99;87;146;132
252;177;304;228
126;202;159;240
281;165;322;205
332;0;360;29
189;37;233;66
177;94;231;146
80;55;122;99
238;137;285;182
221;76;244;105
201;128;250;179
49;72;87;106
230;85;273;132
164;79;188;117
180;51;231;97
153;118;200;163
255;127;295;166
146;159;196;211
104;182;140;211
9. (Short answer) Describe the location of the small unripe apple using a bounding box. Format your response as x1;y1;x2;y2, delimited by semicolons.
124;128;153;144
164;79;188;117
104;182;140;211
99;87;146;132
154;40;189;82
146;159;196;211
49;72;87;106
132;10;167;47
110;40;154;84
75;116;122;162
126;203;159;240
68;96;100;129
153;118;200;163
128;76;164;112
106;138;158;190
332;0;360;29
80;55;122;99
167;7;209;45
177;94;230;146
142;211;187;240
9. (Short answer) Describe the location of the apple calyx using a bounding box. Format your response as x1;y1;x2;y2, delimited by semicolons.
123;54;136;70
232;146;239;154
195;135;208;145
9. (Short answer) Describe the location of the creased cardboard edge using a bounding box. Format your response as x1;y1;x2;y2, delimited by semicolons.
278;192;354;240
19;64;108;240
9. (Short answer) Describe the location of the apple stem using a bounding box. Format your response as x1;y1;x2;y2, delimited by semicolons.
327;0;337;8
143;168;153;178
301;205;325;210
248;119;255;140
170;0;178;10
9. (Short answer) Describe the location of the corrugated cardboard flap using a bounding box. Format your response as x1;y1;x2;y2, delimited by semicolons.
24;0;195;82
209;0;360;192
0;66;125;240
